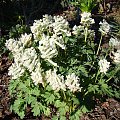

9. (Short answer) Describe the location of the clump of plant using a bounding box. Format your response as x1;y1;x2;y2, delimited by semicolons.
6;13;120;119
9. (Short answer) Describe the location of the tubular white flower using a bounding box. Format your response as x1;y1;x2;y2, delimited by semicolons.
46;69;66;91
20;33;32;46
8;62;25;79
21;47;38;72
98;59;110;74
65;73;81;92
38;34;57;59
47;59;58;67
52;15;71;36
99;19;110;35
109;37;120;47
5;38;23;53
112;50;120;64
30;14;53;40
72;25;84;35
50;34;66;50
80;12;95;26
38;34;65;66
31;63;43;85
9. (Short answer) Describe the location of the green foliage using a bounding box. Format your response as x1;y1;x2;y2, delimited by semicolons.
9;72;81;119
9;72;51;119
9;24;30;38
43;92;55;104
69;0;97;12
11;98;26;119
70;109;82;120
110;21;120;38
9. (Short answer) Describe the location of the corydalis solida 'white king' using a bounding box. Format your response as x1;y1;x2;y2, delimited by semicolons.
46;69;66;91
80;12;95;26
98;59;110;74
65;73;81;92
99;19;110;35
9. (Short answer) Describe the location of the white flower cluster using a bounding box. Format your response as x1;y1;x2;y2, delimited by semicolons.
109;37;120;49
6;34;44;85
6;34;30;79
98;59;110;74
87;29;95;38
38;34;65;66
46;69;81;92
51;15;71;36
20;33;32;46
30;15;53;40
46;69;66;91
20;47;38;72
31;14;71;40
8;62;25;79
112;50;120;64
31;63;43;85
72;25;84;35
5;38;23;54
80;12;95;26
38;34;57;59
65;73;81;92
109;37;120;47
5;33;32;53
72;12;95;37
109;37;120;64
30;15;70;66
99;19;110;35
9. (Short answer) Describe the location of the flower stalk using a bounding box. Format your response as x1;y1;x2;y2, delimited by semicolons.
84;27;88;42
96;34;103;55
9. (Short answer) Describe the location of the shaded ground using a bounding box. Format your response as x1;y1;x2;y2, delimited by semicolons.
81;98;120;120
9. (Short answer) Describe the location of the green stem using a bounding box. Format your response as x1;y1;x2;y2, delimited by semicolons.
62;90;67;100
84;27;88;42
84;91;88;96
96;35;103;55
95;70;100;82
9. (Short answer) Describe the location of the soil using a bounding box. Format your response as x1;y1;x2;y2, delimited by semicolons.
81;98;120;120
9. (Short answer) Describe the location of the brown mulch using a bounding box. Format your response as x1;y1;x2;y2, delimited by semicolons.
81;98;120;120
0;54;12;119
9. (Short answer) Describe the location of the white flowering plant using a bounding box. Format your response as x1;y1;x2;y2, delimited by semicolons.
6;14;120;119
